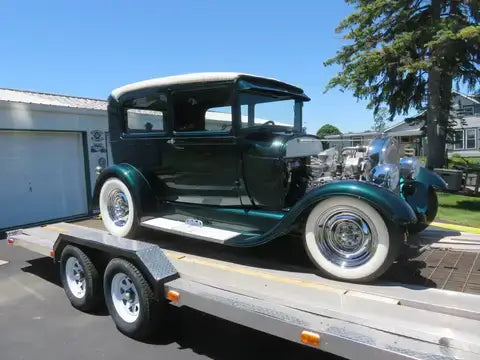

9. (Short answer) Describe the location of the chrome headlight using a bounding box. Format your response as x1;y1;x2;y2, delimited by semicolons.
370;163;400;191
399;157;424;179
366;137;400;168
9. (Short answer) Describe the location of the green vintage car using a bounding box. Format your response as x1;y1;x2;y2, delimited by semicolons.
94;72;422;283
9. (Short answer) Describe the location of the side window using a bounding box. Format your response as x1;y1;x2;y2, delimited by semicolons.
206;106;233;131
125;93;167;134
173;87;233;133
126;109;165;132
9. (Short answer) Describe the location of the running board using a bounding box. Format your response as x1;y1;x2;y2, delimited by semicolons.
141;217;241;244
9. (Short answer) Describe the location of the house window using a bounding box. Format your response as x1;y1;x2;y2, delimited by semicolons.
466;129;476;149
454;130;464;150
351;137;362;146
462;105;474;116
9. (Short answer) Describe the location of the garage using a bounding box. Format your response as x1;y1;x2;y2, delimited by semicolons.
0;88;110;231
0;130;89;229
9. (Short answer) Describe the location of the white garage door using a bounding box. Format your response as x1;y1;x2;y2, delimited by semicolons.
0;131;88;229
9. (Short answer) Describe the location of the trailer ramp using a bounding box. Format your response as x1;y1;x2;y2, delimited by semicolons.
7;222;480;360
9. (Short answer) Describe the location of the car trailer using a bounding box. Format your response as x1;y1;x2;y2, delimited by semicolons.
7;221;480;360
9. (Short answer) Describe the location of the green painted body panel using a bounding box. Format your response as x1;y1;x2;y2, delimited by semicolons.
401;168;446;215
92;163;156;214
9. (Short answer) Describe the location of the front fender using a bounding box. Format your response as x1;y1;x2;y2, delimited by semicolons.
92;163;156;215
415;167;447;190
295;181;418;225
234;181;417;247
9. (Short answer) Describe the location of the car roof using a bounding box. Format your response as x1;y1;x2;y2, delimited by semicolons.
110;72;306;101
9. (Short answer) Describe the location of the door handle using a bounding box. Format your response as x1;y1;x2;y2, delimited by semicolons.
166;138;175;145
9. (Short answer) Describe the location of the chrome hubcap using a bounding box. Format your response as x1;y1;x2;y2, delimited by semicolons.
65;257;86;298
107;189;129;227
316;211;376;268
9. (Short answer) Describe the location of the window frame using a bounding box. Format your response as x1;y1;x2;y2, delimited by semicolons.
351;136;363;146
454;129;465;150
121;92;170;139
125;108;167;133
466;128;476;149
462;105;475;116
171;85;238;138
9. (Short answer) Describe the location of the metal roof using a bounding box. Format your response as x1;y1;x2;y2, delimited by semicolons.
110;72;303;101
0;88;107;111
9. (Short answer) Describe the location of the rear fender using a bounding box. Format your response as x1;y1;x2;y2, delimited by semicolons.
92;164;156;215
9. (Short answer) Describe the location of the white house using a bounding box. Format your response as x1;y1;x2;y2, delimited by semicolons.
324;91;480;158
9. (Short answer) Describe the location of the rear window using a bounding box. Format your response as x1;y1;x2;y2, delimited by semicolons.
126;109;165;132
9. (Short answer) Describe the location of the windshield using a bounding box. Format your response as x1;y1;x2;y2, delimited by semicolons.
238;93;298;129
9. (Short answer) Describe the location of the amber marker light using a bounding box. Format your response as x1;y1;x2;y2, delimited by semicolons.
300;330;320;347
167;290;180;303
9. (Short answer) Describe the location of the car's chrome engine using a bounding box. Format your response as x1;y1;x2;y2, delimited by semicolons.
310;136;403;192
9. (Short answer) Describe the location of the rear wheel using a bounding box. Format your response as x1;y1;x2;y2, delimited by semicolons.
304;196;401;283
99;178;140;238
104;258;164;340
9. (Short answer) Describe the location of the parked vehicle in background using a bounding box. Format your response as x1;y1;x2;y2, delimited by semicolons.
94;72;422;283
313;136;447;234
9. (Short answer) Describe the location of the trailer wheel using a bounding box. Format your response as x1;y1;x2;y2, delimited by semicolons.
99;178;140;238
104;258;163;340
60;245;102;312
304;196;401;283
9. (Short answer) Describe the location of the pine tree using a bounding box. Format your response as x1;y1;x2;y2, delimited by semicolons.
325;0;480;168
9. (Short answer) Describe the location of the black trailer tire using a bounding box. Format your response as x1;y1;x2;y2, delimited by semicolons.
60;245;102;312
103;258;163;340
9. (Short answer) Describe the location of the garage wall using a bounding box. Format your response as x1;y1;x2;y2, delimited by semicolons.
0;101;110;229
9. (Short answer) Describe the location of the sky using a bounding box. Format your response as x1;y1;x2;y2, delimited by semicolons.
0;0;405;133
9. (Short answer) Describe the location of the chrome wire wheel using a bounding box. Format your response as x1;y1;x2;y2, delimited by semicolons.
315;210;377;268
65;256;86;299
107;189;129;227
111;272;140;323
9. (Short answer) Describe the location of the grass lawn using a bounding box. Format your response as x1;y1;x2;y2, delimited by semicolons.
436;192;480;228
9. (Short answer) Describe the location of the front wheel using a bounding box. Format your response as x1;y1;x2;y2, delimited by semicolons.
304;196;401;283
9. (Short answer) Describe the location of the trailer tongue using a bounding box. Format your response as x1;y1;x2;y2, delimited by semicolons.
7;221;480;360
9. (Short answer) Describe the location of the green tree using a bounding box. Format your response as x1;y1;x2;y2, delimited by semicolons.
372;107;389;132
317;124;342;149
325;0;480;168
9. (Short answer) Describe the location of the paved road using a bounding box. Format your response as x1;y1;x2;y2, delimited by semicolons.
0;239;337;360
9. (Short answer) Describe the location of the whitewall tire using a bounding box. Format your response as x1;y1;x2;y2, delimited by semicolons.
99;178;139;238
304;196;400;283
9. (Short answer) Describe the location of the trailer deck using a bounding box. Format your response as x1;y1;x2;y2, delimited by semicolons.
7;219;480;360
